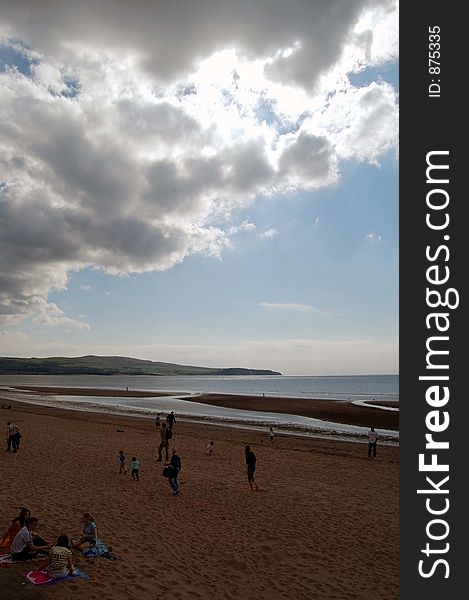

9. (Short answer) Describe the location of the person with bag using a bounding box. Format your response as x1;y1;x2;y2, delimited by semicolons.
165;447;181;495
157;423;169;462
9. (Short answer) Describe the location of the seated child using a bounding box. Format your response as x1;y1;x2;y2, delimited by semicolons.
71;513;97;550
39;534;78;579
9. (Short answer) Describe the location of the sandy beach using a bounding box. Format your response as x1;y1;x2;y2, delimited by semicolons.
0;394;399;600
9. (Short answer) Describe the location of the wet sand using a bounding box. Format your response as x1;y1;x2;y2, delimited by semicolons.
6;386;399;430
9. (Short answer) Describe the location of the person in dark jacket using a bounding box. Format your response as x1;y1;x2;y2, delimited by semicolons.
168;447;181;495
245;445;259;491
11;428;22;452
166;411;176;431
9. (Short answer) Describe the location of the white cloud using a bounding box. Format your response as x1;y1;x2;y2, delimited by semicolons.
0;1;398;327
31;300;90;330
258;302;325;314
366;231;382;241
261;228;278;239
227;220;257;235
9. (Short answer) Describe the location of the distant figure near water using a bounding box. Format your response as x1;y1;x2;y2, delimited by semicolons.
166;411;176;431
206;440;215;455
367;427;379;459
269;427;274;442
157;423;169;462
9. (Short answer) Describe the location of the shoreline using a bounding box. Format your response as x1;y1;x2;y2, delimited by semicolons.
3;386;399;432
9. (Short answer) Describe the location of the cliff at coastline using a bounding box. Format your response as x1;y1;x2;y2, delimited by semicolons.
0;355;281;377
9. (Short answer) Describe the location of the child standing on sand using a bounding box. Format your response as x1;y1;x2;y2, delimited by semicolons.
118;449;127;474
206;441;215;455
269;427;274;442
131;456;140;481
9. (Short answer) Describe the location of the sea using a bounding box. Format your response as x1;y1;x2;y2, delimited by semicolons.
0;374;399;444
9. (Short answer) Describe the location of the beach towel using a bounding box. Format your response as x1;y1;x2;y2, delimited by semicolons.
24;568;89;585
82;539;115;560
0;553;47;566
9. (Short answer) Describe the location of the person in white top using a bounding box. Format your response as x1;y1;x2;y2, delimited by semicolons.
10;517;51;561
367;427;379;458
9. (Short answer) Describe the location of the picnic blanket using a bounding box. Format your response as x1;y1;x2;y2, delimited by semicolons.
82;539;115;560
24;568;89;585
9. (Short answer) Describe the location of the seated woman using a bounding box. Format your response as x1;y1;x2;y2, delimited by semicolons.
71;513;97;550
38;534;78;579
0;507;30;551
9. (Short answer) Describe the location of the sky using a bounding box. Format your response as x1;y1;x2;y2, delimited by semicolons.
0;0;399;376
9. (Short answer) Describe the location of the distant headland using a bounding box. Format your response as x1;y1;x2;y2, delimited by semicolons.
0;355;281;377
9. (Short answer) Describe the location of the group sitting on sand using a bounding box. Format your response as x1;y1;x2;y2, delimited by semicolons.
0;507;112;569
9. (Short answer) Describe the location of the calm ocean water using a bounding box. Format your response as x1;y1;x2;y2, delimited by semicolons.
0;373;398;401
0;374;399;442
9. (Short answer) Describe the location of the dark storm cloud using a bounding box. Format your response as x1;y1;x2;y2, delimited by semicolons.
0;0;388;87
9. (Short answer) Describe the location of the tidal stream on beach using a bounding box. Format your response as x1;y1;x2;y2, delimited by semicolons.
0;374;399;445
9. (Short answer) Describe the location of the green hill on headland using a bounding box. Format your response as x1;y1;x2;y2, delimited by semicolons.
0;355;281;376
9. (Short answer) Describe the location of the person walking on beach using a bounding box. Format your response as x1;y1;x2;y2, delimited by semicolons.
118;449;127;474
157;423;170;462
131;456;140;481
168;447;181;495
269;427;274;443
245;445;259;491
367;426;379;458
206;440;215;455
11;427;22;452
155;413;161;428
166;411;176;431
6;421;17;452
